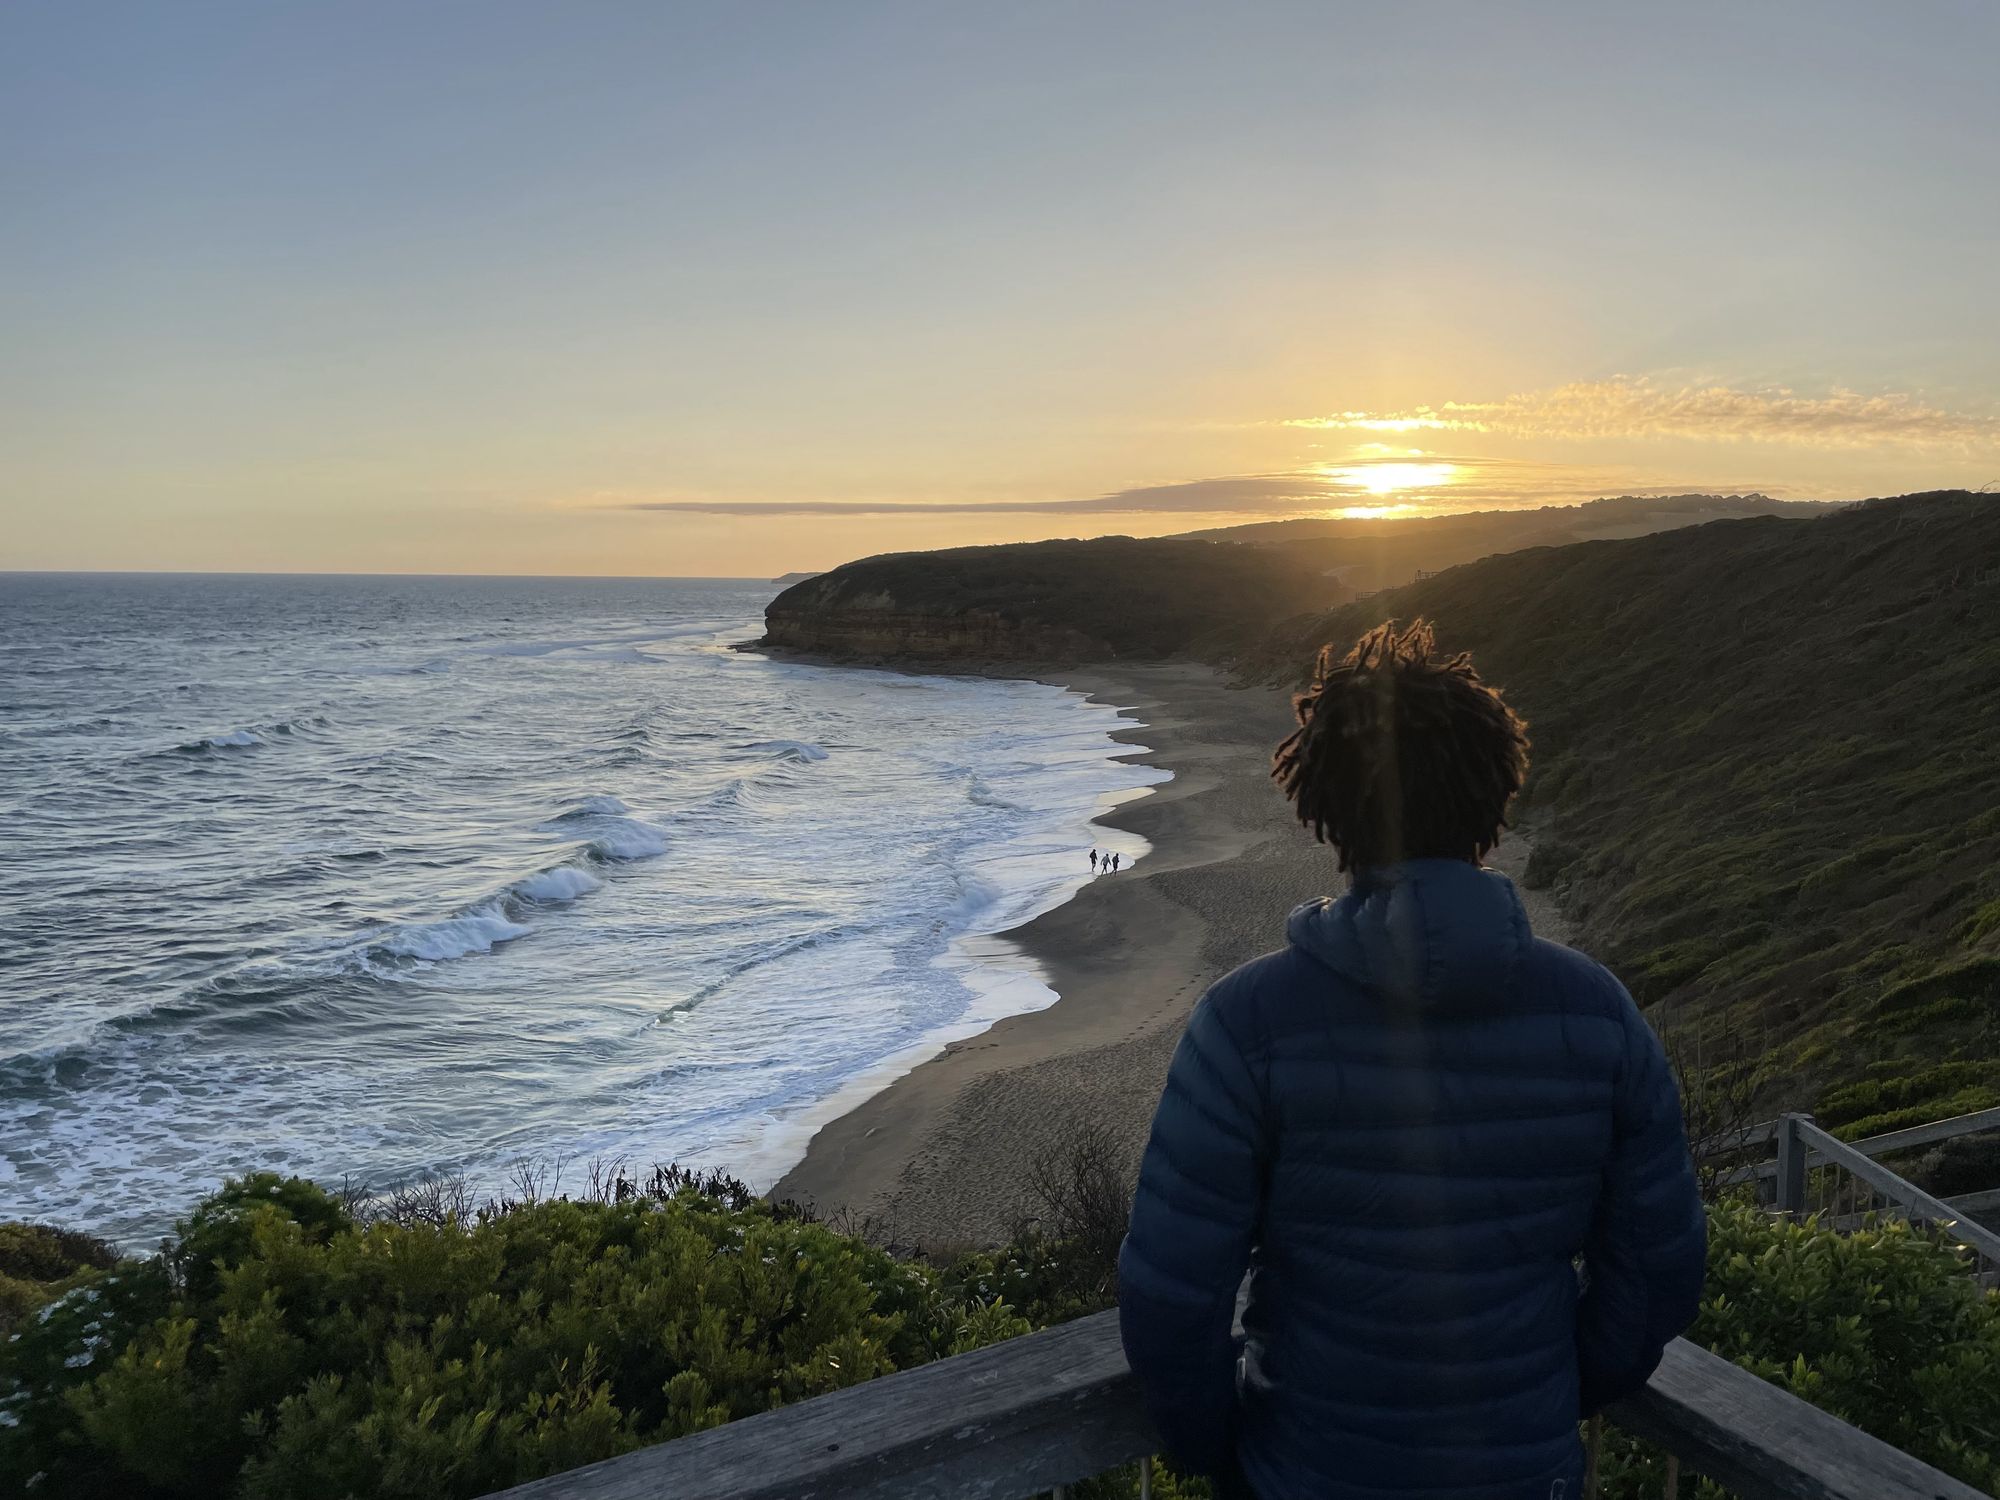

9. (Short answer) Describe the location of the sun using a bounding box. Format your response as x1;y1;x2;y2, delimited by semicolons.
1327;460;1459;495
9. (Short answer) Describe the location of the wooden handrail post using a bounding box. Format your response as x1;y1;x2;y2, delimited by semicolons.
1774;1113;1808;1215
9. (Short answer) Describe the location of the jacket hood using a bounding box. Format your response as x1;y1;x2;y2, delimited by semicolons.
1286;858;1533;1009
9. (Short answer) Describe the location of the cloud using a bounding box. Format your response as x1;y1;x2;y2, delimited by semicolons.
593;454;1784;519
609;474;1339;517
1283;377;2000;449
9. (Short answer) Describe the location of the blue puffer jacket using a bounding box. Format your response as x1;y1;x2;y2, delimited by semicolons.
1118;860;1705;1500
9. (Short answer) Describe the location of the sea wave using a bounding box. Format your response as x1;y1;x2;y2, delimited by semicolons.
370;900;532;962
463;624;724;660
165;715;331;755
537;797;667;860
188;729;264;751
586;818;669;861
744;739;828;762
549;794;633;820
510;864;602;903
965;773;1026;811
658;921;887;1020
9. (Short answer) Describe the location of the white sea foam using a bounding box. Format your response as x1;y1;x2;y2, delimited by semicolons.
373;901;531;962
196;729;264;749
169;714;333;753
586;818;669;861
966;774;1025;811
511;865;602;903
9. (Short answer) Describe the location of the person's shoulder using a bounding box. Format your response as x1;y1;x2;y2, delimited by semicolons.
1196;946;1326;1026
1522;935;1638;1021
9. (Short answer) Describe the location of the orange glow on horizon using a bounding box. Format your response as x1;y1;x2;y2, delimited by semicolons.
1324;460;1460;495
1316;502;1429;520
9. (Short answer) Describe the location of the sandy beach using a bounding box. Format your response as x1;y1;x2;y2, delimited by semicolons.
772;658;1573;1247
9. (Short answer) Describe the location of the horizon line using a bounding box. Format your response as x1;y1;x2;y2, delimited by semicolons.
0;567;791;583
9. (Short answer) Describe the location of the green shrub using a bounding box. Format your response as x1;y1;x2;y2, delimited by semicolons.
1602;1200;2000;1496
0;1174;1031;1499
0;1222;120;1338
1817;1059;2000;1137
9;1179;2000;1498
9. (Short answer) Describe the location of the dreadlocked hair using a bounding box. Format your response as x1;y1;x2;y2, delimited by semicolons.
1271;619;1529;872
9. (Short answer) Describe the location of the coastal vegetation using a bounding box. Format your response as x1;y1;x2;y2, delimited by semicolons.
4;1169;1997;1497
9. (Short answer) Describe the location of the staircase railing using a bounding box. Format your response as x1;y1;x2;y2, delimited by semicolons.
1767;1111;2000;1280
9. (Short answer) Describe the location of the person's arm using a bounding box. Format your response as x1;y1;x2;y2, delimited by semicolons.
1576;989;1708;1415
1116;985;1265;1479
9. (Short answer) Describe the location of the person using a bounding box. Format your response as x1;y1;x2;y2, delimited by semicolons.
1091;849;1100;872
1117;620;1705;1500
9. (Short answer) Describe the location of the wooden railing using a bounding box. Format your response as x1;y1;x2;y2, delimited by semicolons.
483;1310;1986;1500
1766;1112;2000;1278
1715;1103;2000;1194
480;1110;2000;1500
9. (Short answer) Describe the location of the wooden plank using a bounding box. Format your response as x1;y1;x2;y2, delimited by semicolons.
1608;1338;1987;1500
1828;1189;2000;1234
1792;1118;2000;1263
482;1309;1156;1500
1846;1103;2000;1159
1950;1186;2000;1219
1729;1105;2000;1186
1775;1114;1808;1215
481;1310;1987;1500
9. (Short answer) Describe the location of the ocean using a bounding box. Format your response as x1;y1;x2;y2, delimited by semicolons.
0;574;1165;1244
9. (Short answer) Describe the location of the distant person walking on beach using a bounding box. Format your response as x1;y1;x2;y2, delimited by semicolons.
1090;849;1099;872
1118;620;1704;1500
1111;852;1121;872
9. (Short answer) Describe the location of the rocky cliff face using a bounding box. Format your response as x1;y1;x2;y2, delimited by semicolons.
756;533;1354;665
761;597;1105;662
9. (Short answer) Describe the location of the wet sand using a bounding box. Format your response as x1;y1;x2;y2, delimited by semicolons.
772;659;1571;1247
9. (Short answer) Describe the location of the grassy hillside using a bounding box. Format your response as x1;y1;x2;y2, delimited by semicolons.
1186;493;1841;592
1254;491;2000;1132
764;496;1835;660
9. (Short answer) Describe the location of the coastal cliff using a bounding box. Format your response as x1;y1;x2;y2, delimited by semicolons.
760;534;1353;663
764;597;1107;660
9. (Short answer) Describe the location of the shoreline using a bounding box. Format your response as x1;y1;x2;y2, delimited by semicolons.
771;655;1575;1246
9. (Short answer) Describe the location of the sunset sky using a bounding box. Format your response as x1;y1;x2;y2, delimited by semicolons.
4;2;1997;577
